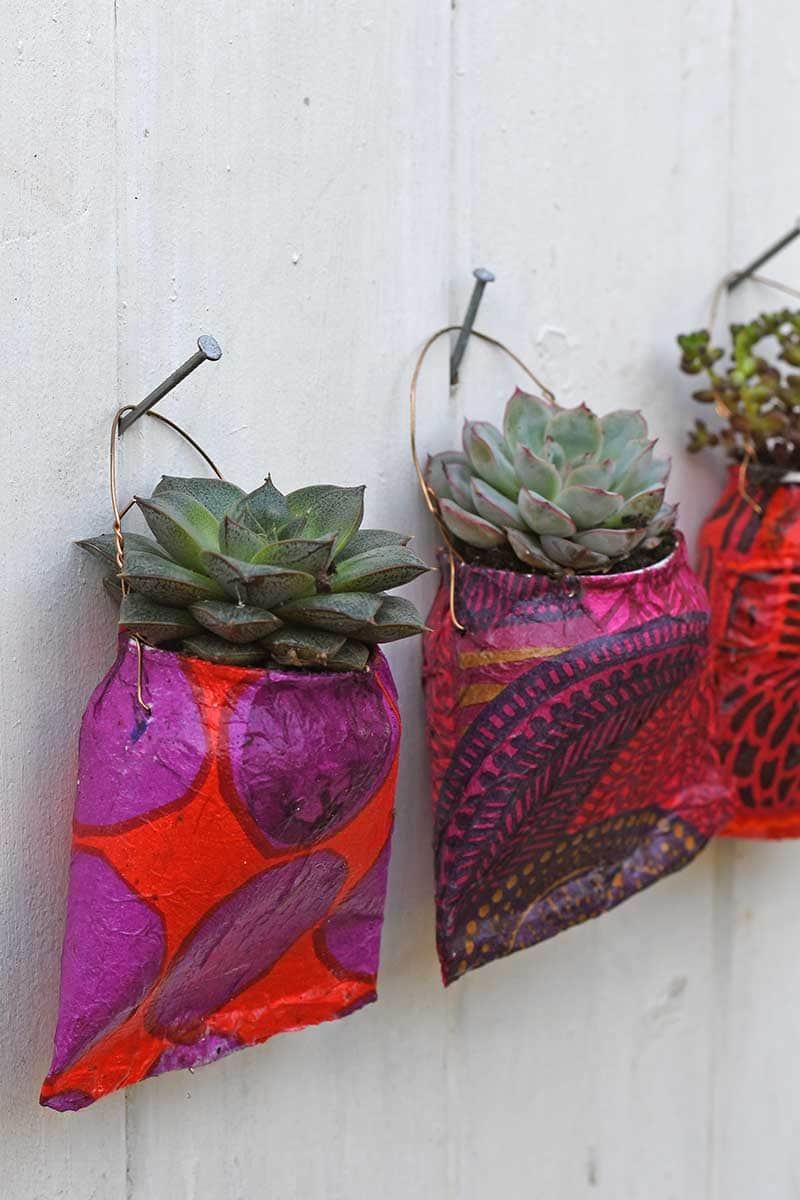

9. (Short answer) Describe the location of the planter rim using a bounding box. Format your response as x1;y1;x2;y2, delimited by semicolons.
118;634;385;684
442;531;687;591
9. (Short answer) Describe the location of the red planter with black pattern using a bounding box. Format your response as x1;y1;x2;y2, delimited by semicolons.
699;465;800;837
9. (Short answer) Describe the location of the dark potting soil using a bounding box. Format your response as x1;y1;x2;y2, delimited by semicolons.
452;531;677;578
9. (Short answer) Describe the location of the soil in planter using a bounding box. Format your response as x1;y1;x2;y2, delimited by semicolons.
451;531;677;576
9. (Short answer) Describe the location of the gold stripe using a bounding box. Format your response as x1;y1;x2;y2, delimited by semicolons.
459;683;506;707
458;645;568;668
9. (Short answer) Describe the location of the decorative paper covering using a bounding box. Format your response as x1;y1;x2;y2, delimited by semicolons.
41;639;400;1111
423;535;731;984
699;466;800;838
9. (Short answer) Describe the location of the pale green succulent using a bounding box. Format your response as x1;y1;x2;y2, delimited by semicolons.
426;390;677;574
79;475;429;671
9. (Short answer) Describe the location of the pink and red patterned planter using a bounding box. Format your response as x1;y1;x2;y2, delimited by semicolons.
423;536;732;984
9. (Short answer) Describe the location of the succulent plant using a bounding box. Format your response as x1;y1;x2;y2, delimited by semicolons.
425;391;676;575
678;309;800;467
79;475;429;671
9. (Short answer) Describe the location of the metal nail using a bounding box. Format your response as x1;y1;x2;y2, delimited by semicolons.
727;220;800;292
450;268;496;385
118;335;223;435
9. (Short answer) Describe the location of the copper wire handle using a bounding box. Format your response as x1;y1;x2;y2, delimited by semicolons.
109;407;224;712
410;325;555;630
707;271;800;515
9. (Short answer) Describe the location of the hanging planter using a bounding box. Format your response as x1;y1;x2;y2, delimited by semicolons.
414;326;731;984
41;404;428;1111
679;295;800;837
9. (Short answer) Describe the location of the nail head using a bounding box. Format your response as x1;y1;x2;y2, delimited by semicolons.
197;334;222;361
473;268;495;284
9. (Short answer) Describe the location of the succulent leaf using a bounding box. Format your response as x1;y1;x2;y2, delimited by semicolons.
462;421;518;499
219;516;269;562
201;552;316;609
518;489;577;537
542;437;566;472
503;390;554;454
180;634;265;666
337;528;412;558
250;535;336;574
545;406;601;461
647;503;679;537
469;478;526;530
190;600;282;643
506;528;559;573
103;574;124;601
325;640;372;671
607;438;650;488
237;477;293;535
513;445;560;499
557;485;624;530
330;545;429;593
276;591;382;635
233;563;316;612
263;630;370;672
599;411;648;460
262;627;346;669
122;550;225;607
424;452;469;501
438;498;505;548
226;499;277;539
77;532;171;566
616;443;670;496
443;461;477;510
136;492;220;574
611;485;666;524
565;460;613;488
573;527;647;557
153;476;247;520
540;535;610;571
119;593;201;644
354;595;429;643
285;484;365;556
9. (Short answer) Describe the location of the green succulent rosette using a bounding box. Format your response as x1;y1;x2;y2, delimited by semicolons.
426;391;676;575
79;476;429;670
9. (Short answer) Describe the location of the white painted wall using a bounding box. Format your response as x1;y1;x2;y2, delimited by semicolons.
2;2;799;1197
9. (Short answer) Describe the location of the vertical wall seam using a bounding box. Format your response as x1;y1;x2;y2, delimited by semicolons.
706;10;740;1198
112;0;132;1196
113;0;123;423
445;3;457;1198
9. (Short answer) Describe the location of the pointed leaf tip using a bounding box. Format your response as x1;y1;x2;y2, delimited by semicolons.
136;492;220;575
438;498;505;549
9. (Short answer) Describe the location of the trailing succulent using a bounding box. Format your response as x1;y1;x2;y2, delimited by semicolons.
79;476;429;671
678;308;800;467
425;390;676;575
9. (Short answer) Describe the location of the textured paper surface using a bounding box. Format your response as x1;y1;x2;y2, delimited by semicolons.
423;535;731;984
41;639;400;1111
